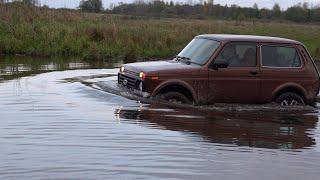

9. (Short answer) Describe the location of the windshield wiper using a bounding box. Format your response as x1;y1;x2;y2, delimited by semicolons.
175;56;192;65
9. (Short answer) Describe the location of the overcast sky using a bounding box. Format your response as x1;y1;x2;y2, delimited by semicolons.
39;0;320;9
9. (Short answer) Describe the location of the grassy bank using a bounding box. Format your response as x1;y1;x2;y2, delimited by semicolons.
0;3;320;61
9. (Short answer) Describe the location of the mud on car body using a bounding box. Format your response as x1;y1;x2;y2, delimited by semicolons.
118;34;320;106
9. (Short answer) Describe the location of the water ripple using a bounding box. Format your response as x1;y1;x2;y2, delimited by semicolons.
1;69;320;179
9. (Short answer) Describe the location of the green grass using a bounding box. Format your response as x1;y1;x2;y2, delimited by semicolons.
0;3;320;61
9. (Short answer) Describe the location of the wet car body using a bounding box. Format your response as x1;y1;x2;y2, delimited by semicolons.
118;34;320;105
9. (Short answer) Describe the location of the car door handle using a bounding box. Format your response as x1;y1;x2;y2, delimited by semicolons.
249;71;258;75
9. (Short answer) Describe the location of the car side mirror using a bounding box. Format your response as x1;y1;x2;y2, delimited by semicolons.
211;61;229;69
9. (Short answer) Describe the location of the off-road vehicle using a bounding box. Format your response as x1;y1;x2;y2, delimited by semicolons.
118;34;320;106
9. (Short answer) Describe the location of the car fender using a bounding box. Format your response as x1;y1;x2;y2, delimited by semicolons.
151;79;198;104
272;82;308;101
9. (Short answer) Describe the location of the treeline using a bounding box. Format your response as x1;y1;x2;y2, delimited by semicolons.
0;0;39;6
109;1;320;23
2;0;320;23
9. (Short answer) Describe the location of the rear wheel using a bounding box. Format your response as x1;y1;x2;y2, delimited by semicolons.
158;91;192;105
275;92;305;106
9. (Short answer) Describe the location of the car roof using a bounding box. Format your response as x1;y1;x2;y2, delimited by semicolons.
196;34;303;45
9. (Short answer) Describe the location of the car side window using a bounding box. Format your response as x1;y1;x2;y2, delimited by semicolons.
261;45;302;67
215;43;257;67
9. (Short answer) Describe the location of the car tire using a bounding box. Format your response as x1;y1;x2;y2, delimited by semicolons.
159;91;192;105
275;92;305;106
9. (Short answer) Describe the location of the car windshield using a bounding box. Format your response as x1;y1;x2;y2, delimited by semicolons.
177;38;220;65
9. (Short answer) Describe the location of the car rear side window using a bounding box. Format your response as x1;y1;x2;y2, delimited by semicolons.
261;45;302;67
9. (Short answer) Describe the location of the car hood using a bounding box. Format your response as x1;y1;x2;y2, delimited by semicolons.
123;60;201;74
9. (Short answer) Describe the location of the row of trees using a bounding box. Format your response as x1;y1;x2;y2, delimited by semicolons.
1;0;320;23
0;0;39;6
76;0;320;23
109;1;320;22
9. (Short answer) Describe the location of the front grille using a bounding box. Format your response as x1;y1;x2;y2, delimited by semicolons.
118;74;138;89
124;69;139;77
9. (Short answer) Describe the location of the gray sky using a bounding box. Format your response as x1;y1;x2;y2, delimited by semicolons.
39;0;320;9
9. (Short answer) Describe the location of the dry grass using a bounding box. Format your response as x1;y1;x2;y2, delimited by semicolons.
0;3;320;61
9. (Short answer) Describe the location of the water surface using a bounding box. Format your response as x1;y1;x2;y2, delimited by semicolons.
0;56;320;179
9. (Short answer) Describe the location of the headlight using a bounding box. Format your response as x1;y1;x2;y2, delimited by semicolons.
120;66;125;73
139;72;146;79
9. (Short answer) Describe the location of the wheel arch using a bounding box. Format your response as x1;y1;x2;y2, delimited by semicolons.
151;80;198;104
272;83;308;102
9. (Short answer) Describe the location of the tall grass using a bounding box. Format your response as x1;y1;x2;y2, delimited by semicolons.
0;3;320;61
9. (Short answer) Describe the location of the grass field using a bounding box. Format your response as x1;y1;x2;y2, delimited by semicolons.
0;3;320;61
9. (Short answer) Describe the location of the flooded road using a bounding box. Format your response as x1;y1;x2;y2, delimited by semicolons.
1;57;320;179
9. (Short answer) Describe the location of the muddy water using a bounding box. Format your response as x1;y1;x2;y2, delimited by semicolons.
1;57;320;179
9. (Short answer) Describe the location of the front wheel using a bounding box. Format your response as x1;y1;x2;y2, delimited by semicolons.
158;91;192;105
275;92;305;106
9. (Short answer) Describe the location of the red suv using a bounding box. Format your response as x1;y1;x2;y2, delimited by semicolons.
118;34;320;106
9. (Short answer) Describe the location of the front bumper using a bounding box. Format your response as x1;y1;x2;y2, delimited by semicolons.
118;73;150;98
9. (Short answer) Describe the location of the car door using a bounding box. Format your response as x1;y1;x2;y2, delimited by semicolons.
208;42;260;103
259;44;306;102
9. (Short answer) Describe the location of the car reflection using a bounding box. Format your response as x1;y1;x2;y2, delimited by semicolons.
115;105;318;150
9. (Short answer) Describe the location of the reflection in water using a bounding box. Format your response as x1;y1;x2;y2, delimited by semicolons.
116;105;318;150
0;56;123;81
